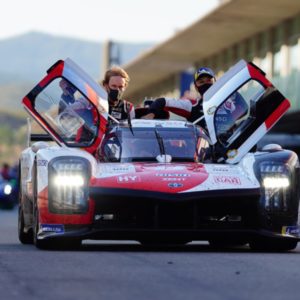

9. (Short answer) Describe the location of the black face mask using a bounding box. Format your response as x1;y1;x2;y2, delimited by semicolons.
197;83;213;96
108;89;123;103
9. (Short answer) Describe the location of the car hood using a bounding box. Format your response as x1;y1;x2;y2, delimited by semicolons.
90;162;260;193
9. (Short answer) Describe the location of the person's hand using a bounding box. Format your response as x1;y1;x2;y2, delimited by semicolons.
141;113;155;119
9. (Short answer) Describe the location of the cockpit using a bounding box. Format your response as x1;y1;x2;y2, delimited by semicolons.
98;122;210;163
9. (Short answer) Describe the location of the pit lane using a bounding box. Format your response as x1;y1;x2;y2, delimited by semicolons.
0;208;300;300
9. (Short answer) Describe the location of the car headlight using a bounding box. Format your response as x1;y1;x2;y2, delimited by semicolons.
48;157;90;214
53;174;85;187
4;184;12;195
260;163;291;212
263;177;290;189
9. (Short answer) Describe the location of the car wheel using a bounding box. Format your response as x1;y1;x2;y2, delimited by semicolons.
18;166;33;244
18;205;33;244
32;162;52;250
249;238;298;252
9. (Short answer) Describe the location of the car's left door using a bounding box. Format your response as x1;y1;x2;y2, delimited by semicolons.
22;58;109;154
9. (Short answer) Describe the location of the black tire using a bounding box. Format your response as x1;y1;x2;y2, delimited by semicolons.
32;161;53;250
18;163;33;245
18;205;33;244
249;238;298;252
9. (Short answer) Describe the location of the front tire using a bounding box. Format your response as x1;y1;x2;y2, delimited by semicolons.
18;165;33;244
18;205;33;244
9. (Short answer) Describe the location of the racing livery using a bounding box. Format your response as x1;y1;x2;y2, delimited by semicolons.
18;58;300;251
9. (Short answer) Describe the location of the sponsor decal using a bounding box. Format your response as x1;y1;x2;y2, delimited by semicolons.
168;182;183;188
281;226;300;236
101;165;135;174
41;224;64;234
212;167;230;172
207;106;217;115
112;167;131;172
37;160;47;166
216;116;228;121
154;166;185;171
156;173;191;177
162;178;186;181
214;176;241;185
117;175;140;183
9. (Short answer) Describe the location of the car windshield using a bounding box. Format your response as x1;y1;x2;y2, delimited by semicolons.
100;126;201;162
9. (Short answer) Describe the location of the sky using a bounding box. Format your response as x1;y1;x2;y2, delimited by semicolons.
0;0;221;42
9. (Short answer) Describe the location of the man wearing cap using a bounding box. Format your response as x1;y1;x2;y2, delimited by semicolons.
141;67;216;129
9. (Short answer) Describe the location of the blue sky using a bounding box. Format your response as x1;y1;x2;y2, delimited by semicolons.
1;0;220;42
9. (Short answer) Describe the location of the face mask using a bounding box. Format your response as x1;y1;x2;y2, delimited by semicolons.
108;89;123;104
197;83;212;96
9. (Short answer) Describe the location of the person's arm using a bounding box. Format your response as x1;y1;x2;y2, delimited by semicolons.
143;97;193;119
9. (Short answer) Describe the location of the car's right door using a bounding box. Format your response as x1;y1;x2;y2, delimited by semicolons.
203;60;290;164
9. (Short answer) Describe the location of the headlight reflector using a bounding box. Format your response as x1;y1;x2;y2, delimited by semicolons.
263;177;290;189
48;157;90;214
53;175;85;187
259;162;291;212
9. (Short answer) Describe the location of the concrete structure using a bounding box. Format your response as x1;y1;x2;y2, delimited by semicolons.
122;0;300;113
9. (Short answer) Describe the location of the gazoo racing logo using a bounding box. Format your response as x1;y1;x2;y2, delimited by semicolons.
156;173;191;182
213;175;241;185
156;173;191;178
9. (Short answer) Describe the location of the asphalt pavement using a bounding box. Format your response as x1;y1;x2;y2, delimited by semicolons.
1;207;300;300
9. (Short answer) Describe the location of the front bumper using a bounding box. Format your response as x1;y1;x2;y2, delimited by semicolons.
37;225;300;242
38;187;300;242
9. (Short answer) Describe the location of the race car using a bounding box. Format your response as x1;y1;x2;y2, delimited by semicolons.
18;58;300;251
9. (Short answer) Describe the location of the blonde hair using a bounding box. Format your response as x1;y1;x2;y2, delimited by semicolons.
102;66;130;87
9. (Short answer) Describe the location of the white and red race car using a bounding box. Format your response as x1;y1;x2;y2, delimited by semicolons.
18;58;300;250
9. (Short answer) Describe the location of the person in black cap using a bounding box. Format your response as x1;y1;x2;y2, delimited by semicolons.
142;66;216;129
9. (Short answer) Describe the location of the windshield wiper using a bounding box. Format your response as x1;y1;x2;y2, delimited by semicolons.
155;129;165;156
154;129;172;163
127;110;134;136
